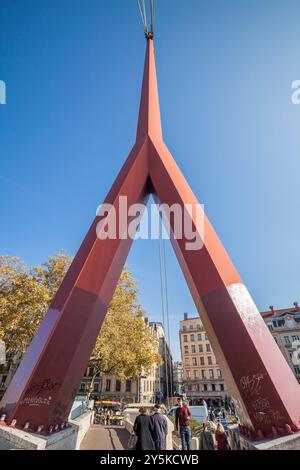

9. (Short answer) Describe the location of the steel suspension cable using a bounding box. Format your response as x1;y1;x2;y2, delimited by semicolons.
158;231;170;407
150;0;155;34
162;239;173;398
138;0;148;34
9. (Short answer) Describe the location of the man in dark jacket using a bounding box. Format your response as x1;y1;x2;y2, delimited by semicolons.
151;405;168;450
175;398;192;450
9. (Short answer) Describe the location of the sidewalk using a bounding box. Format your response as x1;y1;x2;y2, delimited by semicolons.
80;424;129;450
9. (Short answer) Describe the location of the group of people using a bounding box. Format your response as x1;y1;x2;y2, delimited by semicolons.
133;404;168;450
132;397;230;451
175;397;230;451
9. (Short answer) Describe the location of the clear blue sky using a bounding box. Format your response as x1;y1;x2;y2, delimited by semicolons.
1;0;300;361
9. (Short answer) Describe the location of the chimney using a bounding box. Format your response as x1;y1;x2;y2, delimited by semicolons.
269;305;274;313
293;302;299;310
144;317;149;325
184;312;188;321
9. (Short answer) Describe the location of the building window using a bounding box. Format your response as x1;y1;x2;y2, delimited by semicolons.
190;324;194;330
88;367;94;377
211;384;216;391
209;369;214;379
106;379;111;392
79;383;85;392
194;370;198;379
192;357;197;366
184;335;188;343
203;384;207;392
116;380;121;392
218;369;222;379
205;334;208;340
200;357;205;366
186;359;190;366
93;383;99;392
190;334;195;342
284;336;290;345
201;370;206;379
274;319;285;327
186;370;190;379
184;345;189;354
197;333;202;341
126;380;131;392
183;326;187;331
267;322;274;331
197;324;201;330
292;335;300;342
208;356;212;365
206;343;211;352
220;384;224;391
198;344;203;353
191;345;196;353
294;366;300;375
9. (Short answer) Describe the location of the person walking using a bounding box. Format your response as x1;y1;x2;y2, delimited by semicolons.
209;408;215;421
151;404;168;450
106;409;111;426
133;407;155;450
175;398;192;451
199;423;215;450
215;423;230;450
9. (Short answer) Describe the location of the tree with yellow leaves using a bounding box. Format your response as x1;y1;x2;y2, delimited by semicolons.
0;253;71;356
86;268;163;397
0;254;162;393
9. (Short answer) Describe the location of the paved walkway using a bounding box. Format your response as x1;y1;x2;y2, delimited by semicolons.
80;425;129;450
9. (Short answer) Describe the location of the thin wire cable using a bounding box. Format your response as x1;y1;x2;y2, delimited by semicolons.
141;0;148;33
138;0;148;33
138;0;145;26
158;230;170;407
162;239;173;398
150;0;155;33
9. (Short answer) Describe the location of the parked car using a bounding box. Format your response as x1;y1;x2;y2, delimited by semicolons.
167;405;209;425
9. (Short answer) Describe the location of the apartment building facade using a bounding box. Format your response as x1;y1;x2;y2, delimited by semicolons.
78;321;173;405
179;313;227;406
173;361;184;396
261;303;300;383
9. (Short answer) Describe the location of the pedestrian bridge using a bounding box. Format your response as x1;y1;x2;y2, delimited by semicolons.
80;424;128;450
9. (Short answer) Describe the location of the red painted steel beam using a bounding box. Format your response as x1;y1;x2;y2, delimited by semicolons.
1;39;300;438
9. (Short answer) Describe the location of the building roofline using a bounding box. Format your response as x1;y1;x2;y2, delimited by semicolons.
261;307;300;319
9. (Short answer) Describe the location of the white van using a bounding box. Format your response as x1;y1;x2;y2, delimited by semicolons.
168;405;209;425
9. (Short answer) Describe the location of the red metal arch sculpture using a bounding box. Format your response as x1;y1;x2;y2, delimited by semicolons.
1;39;300;438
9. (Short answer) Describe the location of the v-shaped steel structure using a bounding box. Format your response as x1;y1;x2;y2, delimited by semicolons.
1;39;300;438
